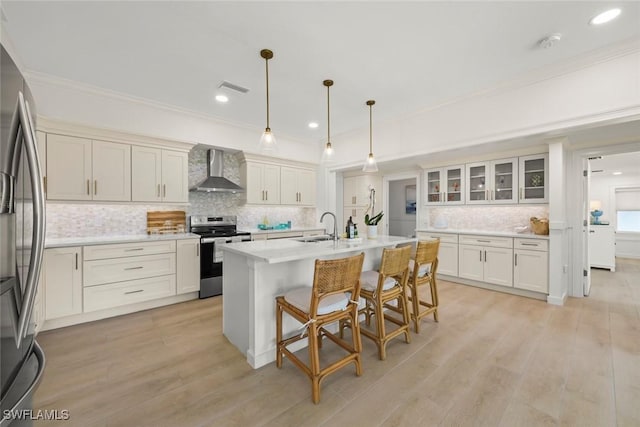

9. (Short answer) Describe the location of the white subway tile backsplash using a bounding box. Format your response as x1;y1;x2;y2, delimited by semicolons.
422;205;549;232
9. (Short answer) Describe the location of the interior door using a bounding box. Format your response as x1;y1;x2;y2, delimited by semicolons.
583;158;592;296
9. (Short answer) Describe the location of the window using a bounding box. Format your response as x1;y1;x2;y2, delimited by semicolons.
616;187;640;232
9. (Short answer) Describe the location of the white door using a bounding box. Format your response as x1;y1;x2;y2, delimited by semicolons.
44;247;83;320
92;141;131;201
297;169;315;206
262;164;280;205
437;242;458;277
162;150;188;202
46;134;92;200
514;249;548;293
245;163;265;204
279;167;298;205
458;245;484;281
177;240;200;294
583;158;592;296
131;146;162;202
483;246;513;287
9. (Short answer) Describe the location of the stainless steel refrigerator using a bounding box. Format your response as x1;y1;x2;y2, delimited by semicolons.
1;44;46;426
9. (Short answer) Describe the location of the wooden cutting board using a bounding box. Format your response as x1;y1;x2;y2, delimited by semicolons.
146;211;186;234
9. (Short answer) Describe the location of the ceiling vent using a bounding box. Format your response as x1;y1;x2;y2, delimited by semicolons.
538;33;562;49
218;81;249;94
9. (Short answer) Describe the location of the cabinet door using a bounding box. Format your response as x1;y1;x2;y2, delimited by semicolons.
46;134;92;200
438;242;459;277
483;247;513;287
45;247;82;320
343;207;367;231
297;169;316;206
458;245;484;281
131;146;162;202
466;162;489;204
92;141;131;201
514;249;548;293
162;150;188;202
177;240;200;294
491;158;517;204
262;164;280;205
280;167;298;205
343;176;357;206
519;154;548;203
245;163;265;204
424;168;443;205
444;165;464;205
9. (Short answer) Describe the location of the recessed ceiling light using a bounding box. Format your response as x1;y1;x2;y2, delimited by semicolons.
215;94;229;103
612;171;623;175
590;8;621;25
308;122;319;129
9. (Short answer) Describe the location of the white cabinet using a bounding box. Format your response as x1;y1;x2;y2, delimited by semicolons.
177;239;200;294
44;247;83;320
518;154;548;203
589;225;615;271
46;134;131;201
280;166;316;206
458;235;513;287
344;207;368;230
416;232;459;277
344;174;382;207
466;158;517;204
424;165;464;205
514;238;549;293
243;161;281;205
131;146;188;203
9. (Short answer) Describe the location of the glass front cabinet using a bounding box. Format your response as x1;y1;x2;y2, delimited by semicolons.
465;158;518;204
519;153;548;203
424;165;465;206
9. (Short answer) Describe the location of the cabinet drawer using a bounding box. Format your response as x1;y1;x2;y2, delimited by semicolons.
83;240;176;261
267;231;303;239
84;274;176;312
459;235;513;248
416;232;458;243
84;253;176;287
514;238;548;252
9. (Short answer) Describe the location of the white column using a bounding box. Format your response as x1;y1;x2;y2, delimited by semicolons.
547;138;569;305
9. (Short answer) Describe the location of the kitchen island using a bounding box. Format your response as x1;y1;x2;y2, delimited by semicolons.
220;235;416;368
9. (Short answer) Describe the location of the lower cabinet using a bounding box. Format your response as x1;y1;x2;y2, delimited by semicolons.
513;238;549;293
44;247;83;320
84;275;176;312
177;239;200;294
458;235;513;287
416;232;458;277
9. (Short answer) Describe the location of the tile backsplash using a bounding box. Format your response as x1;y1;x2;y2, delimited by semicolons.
423;205;549;232
45;146;317;238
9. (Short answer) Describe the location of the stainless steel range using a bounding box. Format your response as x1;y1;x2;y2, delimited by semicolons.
189;215;251;298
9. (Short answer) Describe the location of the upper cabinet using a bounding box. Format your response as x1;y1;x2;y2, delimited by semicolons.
519;154;548;204
281;166;315;206
424;165;464;206
46;134;131;201
343;175;382;207
244;162;281;205
131;146;188;203
466;158;517;205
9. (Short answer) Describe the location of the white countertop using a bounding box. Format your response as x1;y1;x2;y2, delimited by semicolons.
240;226;325;235
416;228;549;240
220;235;416;264
45;233;200;248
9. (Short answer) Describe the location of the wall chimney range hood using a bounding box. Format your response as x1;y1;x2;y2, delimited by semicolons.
190;149;245;193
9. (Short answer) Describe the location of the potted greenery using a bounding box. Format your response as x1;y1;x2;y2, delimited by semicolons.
364;211;383;239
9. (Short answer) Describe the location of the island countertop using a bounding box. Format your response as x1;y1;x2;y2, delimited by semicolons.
220;235;416;264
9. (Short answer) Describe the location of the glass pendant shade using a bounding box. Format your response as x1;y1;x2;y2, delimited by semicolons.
322;141;334;163
321;80;335;163
362;152;378;172
259;127;277;152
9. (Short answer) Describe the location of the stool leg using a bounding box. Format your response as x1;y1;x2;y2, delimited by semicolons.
276;301;283;368
308;322;321;404
431;276;439;322
400;290;411;344
411;281;421;334
375;297;387;360
351;307;363;376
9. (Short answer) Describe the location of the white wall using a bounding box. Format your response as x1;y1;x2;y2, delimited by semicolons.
590;171;640;258
388;178;417;237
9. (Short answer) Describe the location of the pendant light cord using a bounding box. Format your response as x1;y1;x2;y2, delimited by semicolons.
369;103;373;154
327;84;331;144
265;57;270;129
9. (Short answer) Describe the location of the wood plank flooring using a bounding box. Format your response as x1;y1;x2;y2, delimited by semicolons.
34;258;640;426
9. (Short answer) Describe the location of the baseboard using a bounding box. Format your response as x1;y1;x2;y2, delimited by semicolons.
547;292;567;306
439;274;548;301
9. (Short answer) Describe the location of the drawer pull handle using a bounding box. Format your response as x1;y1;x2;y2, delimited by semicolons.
124;289;144;295
125;248;144;252
479;250;482;262
521;243;538;246
94;180;97;195
163;184;166;197
484;250;487;262
515;253;518;266
157;184;161;197
87;179;90;195
476;239;491;243
124;266;144;270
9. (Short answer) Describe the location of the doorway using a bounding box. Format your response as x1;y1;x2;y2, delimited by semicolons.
385;175;418;237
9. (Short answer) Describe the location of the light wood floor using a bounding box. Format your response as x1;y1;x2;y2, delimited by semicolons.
34;258;640;427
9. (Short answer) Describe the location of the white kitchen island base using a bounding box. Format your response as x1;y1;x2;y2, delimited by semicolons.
221;236;415;369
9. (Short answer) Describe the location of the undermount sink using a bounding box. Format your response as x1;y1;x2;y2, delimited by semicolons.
294;235;334;243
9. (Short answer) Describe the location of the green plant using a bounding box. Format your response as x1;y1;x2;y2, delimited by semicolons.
364;211;384;226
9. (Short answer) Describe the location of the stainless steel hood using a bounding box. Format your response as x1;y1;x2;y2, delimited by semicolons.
190;149;244;193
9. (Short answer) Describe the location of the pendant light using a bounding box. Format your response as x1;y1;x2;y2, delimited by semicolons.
321;79;334;163
362;100;378;172
259;49;276;152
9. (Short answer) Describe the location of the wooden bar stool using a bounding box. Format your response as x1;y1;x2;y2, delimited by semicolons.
357;245;412;360
407;239;440;333
275;252;365;404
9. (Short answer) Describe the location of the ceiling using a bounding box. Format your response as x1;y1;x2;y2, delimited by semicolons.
2;1;640;144
591;151;640;177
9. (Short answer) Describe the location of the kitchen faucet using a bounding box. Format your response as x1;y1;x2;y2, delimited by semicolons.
320;212;338;242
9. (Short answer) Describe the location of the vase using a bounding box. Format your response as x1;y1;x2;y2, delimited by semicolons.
367;225;378;239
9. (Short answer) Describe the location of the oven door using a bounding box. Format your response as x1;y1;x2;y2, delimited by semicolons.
199;238;223;299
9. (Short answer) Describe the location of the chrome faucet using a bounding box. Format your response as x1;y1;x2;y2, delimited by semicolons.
320;211;338;242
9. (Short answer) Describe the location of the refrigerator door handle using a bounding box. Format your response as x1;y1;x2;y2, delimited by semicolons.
9;93;46;348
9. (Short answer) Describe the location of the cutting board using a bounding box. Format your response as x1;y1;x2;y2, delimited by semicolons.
146;211;186;234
